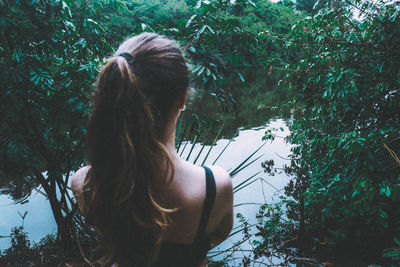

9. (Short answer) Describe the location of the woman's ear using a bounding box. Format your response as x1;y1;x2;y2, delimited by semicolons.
176;87;188;110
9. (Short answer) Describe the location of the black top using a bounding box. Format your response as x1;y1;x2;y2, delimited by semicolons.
150;166;216;267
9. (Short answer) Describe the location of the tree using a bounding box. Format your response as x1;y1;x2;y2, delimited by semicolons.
296;0;331;15
0;0;110;252
258;0;400;264
277;0;295;8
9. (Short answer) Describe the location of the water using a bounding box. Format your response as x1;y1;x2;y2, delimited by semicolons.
0;118;293;265
0;189;57;249
179;118;293;265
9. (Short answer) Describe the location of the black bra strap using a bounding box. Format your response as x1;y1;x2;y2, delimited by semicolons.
195;166;216;240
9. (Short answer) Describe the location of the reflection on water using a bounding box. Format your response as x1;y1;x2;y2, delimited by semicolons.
179;118;293;265
0;189;57;250
0;118;292;266
185;69;291;143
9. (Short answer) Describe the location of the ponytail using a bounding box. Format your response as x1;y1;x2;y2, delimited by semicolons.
85;33;187;266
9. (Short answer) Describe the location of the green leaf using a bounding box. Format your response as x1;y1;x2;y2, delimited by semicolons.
186;15;196;28
237;72;245;83
206;25;215;34
380;210;388;219
195;0;202;9
192;65;201;73
198;66;205;75
196;25;206;40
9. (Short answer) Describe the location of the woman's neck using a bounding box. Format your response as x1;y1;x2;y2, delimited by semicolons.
162;114;182;162
164;130;180;161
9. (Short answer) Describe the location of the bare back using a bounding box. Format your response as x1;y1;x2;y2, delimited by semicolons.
71;158;233;261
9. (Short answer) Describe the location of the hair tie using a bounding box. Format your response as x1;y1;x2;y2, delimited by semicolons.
118;52;134;63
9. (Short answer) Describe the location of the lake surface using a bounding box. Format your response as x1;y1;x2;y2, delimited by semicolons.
0;184;57;249
0;118;293;265
178;118;293;265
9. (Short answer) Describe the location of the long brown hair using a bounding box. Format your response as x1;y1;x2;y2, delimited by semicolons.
85;33;188;266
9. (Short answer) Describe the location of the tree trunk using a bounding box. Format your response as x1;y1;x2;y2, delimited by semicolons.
35;171;75;253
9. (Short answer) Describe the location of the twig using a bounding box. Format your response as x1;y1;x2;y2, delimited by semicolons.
274;152;301;161
383;142;400;166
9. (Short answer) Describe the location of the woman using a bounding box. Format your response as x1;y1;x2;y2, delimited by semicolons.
71;33;233;267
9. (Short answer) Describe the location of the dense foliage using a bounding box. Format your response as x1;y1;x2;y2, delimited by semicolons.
0;226;63;266
0;0;109;251
258;0;400;265
2;0;399;266
93;0;303;99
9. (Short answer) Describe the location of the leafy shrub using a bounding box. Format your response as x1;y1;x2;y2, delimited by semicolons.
0;227;64;267
258;0;400;265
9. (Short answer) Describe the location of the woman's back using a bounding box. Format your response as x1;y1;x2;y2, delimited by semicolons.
72;158;233;266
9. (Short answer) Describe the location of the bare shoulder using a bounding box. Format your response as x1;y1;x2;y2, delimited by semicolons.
208;166;232;189
208;165;232;200
206;165;233;241
71;166;91;195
